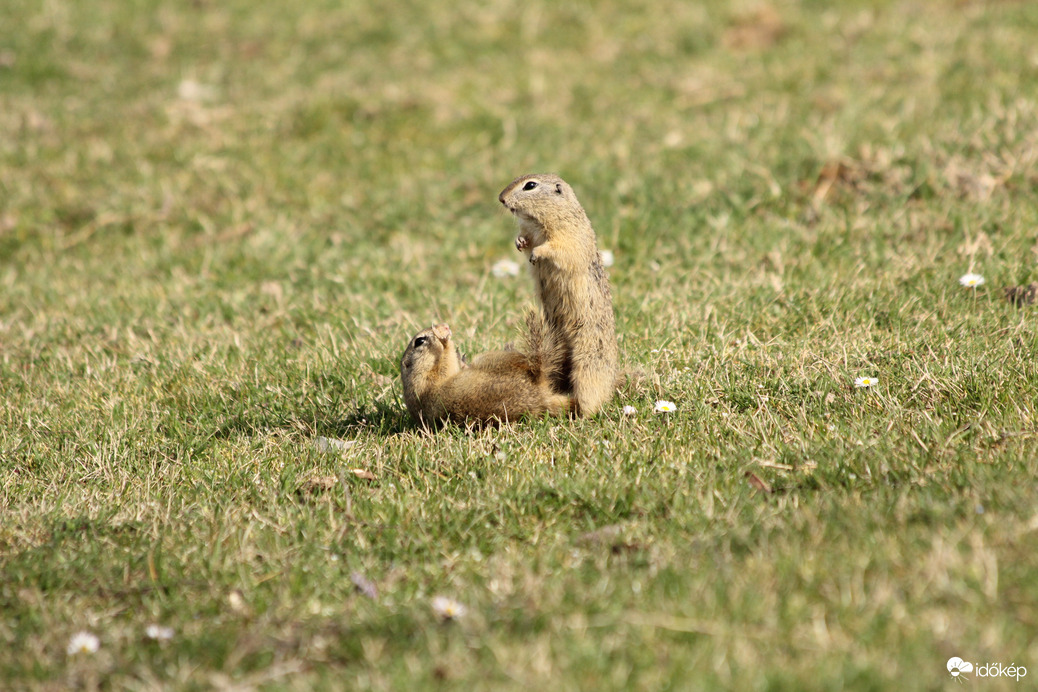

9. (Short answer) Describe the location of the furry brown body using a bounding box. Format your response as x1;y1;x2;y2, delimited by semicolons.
400;319;571;426
498;173;618;415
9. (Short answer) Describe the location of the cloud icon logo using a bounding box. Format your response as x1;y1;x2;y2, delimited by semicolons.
947;657;974;679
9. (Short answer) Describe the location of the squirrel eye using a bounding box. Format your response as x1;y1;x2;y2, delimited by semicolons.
522;181;538;191
413;336;428;348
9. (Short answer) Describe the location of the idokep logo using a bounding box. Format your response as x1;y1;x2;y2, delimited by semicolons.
947;657;1028;683
947;658;974;681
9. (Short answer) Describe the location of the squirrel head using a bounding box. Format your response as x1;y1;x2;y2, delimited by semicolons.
498;173;577;221
498;174;595;243
401;323;451;375
401;323;460;418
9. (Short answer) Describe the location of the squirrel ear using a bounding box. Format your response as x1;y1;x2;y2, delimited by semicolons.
555;183;563;194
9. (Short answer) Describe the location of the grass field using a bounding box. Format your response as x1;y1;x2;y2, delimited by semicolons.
3;0;1038;689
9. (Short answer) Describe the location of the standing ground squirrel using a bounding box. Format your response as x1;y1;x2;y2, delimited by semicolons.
400;316;572;426
498;173;619;415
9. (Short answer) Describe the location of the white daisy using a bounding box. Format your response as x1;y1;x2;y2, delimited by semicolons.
145;624;174;641
491;259;521;278
654;400;677;413
959;273;985;287
431;595;467;621
854;376;877;388
622;405;637;416
600;249;615;267
67;631;100;655
176;79;216;102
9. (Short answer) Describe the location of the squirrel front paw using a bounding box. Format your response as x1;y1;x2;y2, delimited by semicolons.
528;247;541;264
515;235;530;252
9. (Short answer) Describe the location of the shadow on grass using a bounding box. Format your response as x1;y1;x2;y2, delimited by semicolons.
162;398;418;459
314;400;416;438
214;399;417;442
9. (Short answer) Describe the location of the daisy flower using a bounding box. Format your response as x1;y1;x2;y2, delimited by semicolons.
654;400;677;413
959;273;985;288
491;259;520;278
854;376;877;388
145;624;174;641
177;79;216;102
431;595;467;621
622;405;637;416
600;249;615;268
67;631;100;655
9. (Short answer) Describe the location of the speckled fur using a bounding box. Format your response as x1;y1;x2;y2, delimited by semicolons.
498;173;618;415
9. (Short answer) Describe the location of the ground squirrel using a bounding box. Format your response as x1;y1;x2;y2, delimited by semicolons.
400;316;572;426
498;173;619;415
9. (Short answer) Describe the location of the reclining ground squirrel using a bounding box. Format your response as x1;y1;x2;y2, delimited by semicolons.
400;316;572;426
498;173;619;415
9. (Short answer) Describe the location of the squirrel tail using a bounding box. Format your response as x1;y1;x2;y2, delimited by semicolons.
522;308;566;385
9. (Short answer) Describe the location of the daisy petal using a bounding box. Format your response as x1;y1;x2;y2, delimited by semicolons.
67;631;100;655
431;595;467;621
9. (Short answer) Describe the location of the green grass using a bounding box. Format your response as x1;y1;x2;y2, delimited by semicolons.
3;0;1038;688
